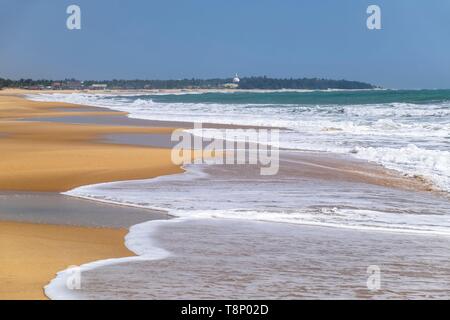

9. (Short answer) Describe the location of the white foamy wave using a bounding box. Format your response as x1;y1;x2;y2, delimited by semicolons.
44;219;176;300
169;208;450;237
27;93;109;104
353;144;450;192
344;102;450;118
62;187;450;237
27;93;450;138
62;158;450;238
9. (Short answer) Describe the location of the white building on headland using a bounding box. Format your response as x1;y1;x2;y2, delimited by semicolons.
90;84;108;90
224;74;240;89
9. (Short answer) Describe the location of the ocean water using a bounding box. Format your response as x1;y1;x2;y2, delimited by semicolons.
46;218;450;300
64;157;450;236
29;90;450;299
30;90;450;192
46;153;450;299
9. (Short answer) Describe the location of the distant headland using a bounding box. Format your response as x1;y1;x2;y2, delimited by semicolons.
0;76;376;91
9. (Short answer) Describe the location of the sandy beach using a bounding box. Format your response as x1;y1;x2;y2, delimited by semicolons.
0;90;181;299
1;89;449;300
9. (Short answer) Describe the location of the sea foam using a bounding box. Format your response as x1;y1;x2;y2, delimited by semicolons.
44;219;177;300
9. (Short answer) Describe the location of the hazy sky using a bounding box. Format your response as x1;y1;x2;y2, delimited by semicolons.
1;0;449;88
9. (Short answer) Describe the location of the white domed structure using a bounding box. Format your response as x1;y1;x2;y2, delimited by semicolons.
233;73;240;83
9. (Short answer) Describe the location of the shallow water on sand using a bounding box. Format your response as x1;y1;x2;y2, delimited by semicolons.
65;151;450;236
46;151;450;300
53;219;450;299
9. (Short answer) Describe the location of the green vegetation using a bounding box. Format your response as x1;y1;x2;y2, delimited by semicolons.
0;77;375;90
238;76;375;90
0;78;52;89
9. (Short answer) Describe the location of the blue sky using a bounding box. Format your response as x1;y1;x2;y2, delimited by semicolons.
0;0;449;88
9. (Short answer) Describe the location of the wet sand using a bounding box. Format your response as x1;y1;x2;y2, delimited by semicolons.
0;192;168;228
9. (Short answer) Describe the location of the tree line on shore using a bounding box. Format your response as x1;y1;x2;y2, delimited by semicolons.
0;76;375;90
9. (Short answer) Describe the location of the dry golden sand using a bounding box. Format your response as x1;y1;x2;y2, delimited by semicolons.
0;91;182;299
0;221;132;300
